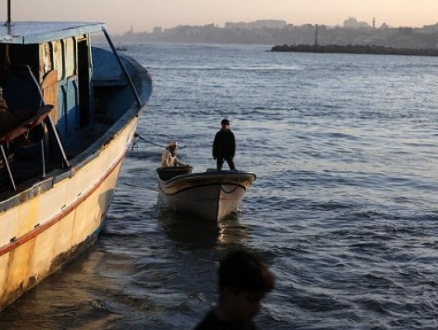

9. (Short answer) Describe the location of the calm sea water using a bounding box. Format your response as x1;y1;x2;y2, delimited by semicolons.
2;43;438;329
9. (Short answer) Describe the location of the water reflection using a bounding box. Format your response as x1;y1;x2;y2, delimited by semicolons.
0;249;117;328
217;215;250;247
158;204;249;248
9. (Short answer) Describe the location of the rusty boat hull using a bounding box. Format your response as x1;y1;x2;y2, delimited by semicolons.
0;22;152;311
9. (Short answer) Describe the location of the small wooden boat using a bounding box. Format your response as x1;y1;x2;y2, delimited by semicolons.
156;167;256;221
116;45;128;51
0;8;152;311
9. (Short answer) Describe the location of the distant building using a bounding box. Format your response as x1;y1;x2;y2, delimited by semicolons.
225;19;286;30
225;22;249;29
343;17;371;29
123;25;135;37
398;27;413;36
251;19;287;29
423;23;438;33
153;27;162;34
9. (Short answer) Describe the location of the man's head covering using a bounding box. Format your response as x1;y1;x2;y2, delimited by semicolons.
169;140;178;148
221;118;230;126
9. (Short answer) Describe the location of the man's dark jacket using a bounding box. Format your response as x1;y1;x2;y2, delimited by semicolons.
213;129;235;158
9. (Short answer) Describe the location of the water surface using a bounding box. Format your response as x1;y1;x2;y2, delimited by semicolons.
1;43;438;330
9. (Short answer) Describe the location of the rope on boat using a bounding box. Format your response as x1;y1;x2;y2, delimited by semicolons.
221;185;239;194
132;133;187;150
220;171;241;194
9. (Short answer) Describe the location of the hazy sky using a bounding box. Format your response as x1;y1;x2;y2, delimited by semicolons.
2;0;438;34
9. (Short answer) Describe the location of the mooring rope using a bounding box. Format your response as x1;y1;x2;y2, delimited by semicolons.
132;133;187;150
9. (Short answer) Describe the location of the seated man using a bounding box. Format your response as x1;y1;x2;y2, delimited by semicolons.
161;140;185;167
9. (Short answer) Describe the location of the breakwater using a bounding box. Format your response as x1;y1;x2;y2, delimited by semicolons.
271;44;438;56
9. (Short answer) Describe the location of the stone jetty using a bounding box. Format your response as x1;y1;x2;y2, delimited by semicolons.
271;44;438;57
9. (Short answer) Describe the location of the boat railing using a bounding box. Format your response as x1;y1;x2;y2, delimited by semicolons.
101;27;142;109
0;105;53;191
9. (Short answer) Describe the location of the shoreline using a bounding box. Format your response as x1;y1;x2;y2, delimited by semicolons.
271;44;438;56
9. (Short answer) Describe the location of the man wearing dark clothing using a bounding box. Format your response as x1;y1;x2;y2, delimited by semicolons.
213;118;236;170
194;310;255;330
193;249;275;330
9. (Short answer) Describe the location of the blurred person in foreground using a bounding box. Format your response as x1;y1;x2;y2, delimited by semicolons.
194;249;275;330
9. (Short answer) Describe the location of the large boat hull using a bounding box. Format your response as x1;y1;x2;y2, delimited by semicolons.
0;117;138;311
0;21;152;311
157;170;256;221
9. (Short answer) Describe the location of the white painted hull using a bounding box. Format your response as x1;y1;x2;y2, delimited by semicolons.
0;116;138;311
0;22;152;312
157;170;256;222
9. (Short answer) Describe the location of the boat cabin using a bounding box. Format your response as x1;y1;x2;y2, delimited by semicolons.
0;22;103;192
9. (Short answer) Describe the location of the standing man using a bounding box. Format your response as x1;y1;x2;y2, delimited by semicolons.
193;249;275;330
213;118;236;170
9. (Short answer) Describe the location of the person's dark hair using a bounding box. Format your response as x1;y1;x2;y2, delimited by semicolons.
218;249;275;294
221;118;230;126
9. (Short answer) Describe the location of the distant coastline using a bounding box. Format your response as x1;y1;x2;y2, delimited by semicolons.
271;44;438;57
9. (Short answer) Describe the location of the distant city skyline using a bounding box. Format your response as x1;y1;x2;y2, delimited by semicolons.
2;0;438;34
